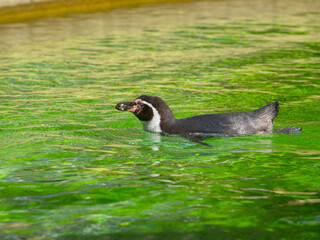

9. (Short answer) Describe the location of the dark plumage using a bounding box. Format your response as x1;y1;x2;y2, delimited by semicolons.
115;95;301;137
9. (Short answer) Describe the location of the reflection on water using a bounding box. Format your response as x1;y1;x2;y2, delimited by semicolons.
0;0;320;239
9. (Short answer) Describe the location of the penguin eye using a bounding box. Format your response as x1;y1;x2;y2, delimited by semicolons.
135;99;147;108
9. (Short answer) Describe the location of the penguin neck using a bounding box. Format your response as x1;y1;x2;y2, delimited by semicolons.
140;100;176;133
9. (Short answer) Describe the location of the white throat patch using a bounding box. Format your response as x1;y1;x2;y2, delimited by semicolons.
139;100;162;133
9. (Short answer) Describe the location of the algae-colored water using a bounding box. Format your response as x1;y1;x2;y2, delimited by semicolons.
0;0;319;239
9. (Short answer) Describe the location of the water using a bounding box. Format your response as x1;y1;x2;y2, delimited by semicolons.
0;0;319;239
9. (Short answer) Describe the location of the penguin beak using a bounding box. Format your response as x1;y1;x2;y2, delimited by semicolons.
115;101;136;111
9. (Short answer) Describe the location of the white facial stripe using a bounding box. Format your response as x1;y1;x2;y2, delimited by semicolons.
139;100;162;133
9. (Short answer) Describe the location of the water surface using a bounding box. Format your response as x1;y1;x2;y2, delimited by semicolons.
0;0;319;239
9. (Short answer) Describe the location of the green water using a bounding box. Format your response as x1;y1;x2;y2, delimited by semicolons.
0;0;319;239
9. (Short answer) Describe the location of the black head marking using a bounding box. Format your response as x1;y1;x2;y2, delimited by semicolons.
134;101;153;121
135;95;175;124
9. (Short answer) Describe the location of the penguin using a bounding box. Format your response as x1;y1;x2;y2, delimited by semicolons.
115;95;301;137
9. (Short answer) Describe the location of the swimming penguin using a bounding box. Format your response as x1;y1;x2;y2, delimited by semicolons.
115;95;301;137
